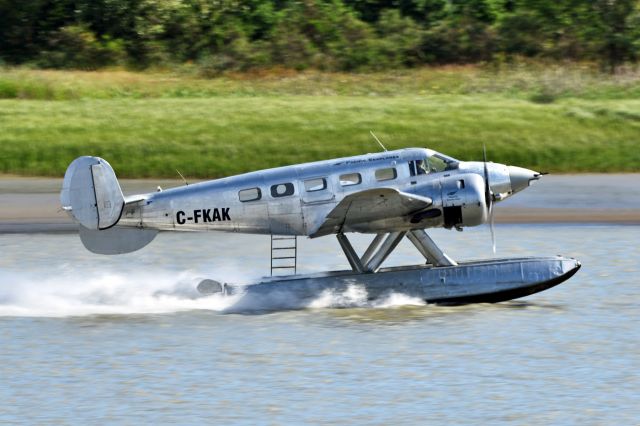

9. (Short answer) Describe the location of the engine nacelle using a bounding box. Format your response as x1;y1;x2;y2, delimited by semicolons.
440;173;488;229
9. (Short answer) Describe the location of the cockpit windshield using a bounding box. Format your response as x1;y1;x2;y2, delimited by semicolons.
408;151;459;177
427;153;459;173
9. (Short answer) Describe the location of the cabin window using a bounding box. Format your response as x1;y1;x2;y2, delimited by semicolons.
375;167;397;181
270;182;295;198
304;178;327;192
239;188;261;202
339;173;361;186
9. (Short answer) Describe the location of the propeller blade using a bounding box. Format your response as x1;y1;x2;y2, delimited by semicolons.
482;144;491;210
483;144;496;254
489;203;496;254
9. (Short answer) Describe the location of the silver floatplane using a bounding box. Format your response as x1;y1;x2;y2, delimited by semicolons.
61;146;580;305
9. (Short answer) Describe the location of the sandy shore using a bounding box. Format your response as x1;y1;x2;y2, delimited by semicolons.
1;175;638;233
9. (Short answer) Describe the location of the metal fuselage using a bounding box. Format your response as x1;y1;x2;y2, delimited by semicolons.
118;148;537;236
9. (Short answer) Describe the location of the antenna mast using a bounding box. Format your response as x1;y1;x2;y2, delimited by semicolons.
369;131;387;152
176;169;189;186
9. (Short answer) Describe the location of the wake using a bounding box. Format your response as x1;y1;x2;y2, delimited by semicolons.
0;268;425;317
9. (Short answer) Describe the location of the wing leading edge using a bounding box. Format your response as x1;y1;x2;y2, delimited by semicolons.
310;188;432;238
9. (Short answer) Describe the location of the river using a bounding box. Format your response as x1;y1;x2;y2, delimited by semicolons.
1;225;638;424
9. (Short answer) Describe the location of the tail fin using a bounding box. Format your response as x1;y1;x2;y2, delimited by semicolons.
61;156;124;230
61;156;157;255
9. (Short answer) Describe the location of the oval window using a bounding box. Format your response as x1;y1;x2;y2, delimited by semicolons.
270;182;295;197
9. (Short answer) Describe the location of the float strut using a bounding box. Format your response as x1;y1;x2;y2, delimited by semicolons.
336;233;365;273
361;233;386;266
407;229;457;266
365;231;406;273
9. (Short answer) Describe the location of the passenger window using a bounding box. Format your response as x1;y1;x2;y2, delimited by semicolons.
270;182;295;198
304;178;327;192
339;173;361;186
239;188;261;202
375;167;397;181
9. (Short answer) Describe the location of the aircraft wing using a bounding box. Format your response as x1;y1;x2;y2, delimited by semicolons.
310;188;432;238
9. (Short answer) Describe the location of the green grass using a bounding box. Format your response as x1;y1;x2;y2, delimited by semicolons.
1;66;639;177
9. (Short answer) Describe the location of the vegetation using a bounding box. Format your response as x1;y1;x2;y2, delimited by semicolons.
1;66;639;178
2;0;640;73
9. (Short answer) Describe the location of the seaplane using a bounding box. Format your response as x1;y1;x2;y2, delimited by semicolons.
60;141;580;305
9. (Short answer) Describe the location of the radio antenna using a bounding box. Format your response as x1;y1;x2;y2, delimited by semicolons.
370;131;387;152
176;169;189;186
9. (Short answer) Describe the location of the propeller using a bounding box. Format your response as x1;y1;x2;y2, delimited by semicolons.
482;144;496;254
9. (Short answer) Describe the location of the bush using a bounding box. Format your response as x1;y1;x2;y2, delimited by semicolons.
36;25;125;69
375;9;424;68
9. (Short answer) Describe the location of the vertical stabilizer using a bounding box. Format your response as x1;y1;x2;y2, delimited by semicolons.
61;156;125;230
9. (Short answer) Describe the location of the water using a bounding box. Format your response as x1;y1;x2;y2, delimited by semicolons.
1;225;639;424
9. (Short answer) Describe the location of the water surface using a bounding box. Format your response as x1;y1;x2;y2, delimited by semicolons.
1;225;639;424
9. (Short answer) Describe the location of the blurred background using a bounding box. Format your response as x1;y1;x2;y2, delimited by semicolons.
2;0;640;73
0;0;639;178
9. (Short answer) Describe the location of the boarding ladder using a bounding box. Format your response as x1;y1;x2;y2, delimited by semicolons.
270;235;297;276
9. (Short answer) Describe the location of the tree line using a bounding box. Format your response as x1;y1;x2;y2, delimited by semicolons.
1;0;639;73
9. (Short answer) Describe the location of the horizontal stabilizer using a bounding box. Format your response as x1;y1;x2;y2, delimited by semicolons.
79;225;158;255
310;188;432;237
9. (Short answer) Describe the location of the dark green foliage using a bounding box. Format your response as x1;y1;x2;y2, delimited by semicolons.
1;0;640;71
36;25;126;69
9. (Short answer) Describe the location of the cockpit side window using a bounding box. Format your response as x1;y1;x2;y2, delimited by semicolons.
408;159;428;176
416;160;428;175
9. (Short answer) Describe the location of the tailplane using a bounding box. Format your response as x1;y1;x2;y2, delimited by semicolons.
61;156;157;254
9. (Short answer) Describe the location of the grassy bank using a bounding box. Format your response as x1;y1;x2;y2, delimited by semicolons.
3;65;640;100
1;66;639;177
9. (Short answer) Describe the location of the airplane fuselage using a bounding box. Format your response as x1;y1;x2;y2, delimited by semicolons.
117;148;537;236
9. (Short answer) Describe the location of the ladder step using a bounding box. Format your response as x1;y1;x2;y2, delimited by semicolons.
271;234;297;276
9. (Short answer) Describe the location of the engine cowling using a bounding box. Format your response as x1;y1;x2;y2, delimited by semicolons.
440;173;488;229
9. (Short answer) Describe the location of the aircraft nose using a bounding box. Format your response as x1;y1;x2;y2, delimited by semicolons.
508;166;541;193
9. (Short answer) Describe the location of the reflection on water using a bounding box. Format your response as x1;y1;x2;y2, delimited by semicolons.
322;300;571;326
0;225;639;424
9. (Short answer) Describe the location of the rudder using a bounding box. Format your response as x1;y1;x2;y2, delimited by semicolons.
61;156;124;230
